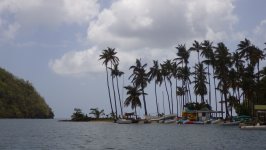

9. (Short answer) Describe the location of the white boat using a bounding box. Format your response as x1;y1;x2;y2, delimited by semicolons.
158;114;177;124
116;119;132;124
240;125;266;130
220;121;240;126
211;119;222;124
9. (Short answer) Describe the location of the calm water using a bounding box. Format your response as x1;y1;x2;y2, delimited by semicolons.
0;119;266;150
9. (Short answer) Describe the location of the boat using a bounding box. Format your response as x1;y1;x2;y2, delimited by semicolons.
211;119;222;124
220;121;240;126
116;119;132;124
240;125;266;130
158;114;177;124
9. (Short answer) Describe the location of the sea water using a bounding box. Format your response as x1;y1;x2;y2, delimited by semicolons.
0;119;265;150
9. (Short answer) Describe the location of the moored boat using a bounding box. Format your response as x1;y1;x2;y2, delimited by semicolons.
116;119;132;124
220;121;240;126
240;125;266;130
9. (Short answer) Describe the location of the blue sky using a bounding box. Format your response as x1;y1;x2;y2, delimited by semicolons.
0;0;266;118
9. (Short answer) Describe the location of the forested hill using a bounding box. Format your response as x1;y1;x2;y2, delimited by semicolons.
0;67;54;118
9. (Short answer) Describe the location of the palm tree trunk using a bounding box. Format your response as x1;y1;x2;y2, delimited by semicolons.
111;74;118;119
224;92;229;119
116;76;123;116
164;78;171;114
141;84;148;116
170;81;174;114
220;92;224;118
134;107;137;119
213;69;218;116
175;79;178;116
154;81;159;116
105;66;114;118
201;94;204;103
187;83;192;103
207;64;211;106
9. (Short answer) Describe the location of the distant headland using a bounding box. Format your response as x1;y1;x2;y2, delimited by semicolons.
0;67;54;119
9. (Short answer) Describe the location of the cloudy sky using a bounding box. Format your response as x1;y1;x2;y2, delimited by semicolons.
0;0;266;118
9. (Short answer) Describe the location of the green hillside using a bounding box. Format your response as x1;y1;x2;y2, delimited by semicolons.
0;67;54;118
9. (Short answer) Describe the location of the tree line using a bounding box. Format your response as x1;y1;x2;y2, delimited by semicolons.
99;39;266;120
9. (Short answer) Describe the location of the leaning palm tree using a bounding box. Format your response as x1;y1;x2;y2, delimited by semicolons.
192;63;208;103
129;59;149;116
99;47;119;119
110;64;124;116
148;60;163;116
124;85;142;119
109;66;118;118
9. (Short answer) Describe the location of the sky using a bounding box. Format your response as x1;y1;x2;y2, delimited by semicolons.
0;0;266;118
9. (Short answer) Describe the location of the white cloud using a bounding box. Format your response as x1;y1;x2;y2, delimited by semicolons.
253;19;266;48
51;0;239;76
0;18;20;41
0;0;99;41
49;47;103;76
88;0;237;50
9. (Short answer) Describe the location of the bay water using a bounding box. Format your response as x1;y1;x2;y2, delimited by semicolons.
0;119;265;150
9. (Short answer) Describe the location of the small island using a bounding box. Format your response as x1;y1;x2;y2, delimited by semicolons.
0;67;54;118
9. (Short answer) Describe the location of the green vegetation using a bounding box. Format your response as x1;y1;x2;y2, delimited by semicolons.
71;108;89;121
0;67;54;118
71;108;112;122
89;108;105;119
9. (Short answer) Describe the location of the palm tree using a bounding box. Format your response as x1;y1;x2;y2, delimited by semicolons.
192;63;208;103
189;40;202;64
161;59;174;114
109;66;118;118
129;59;149;116
148;60;163;116
99;47;119;119
232;52;244;102
214;42;232;118
160;60;172;114
124;85;142;118
172;62;180;115
110;64;124;116
174;44;191;103
201;40;213;105
176;86;186;113
89;108;105;119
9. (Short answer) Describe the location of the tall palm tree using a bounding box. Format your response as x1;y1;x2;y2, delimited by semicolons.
189;41;202;103
109;66;118;118
129;59;149;116
189;40;202;64
161;59;174;114
214;42;232;118
148;60;163;116
124;85;142;118
176;86;186;113
201;40;213;105
172;62;181;115
192;63;208;103
99;47;119;118
160;61;172;114
232;52;244;102
174;44;191;103
110;64;124;116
